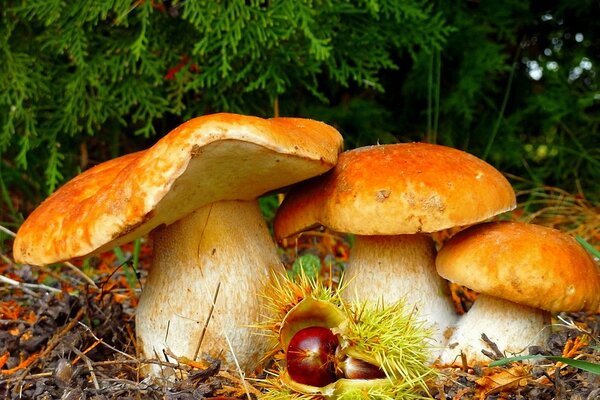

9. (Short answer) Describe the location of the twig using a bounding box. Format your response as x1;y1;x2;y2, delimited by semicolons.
0;224;16;237
0;271;62;294
0;372;52;384
63;260;99;289
91;359;152;367
96;377;152;390
77;321;138;361
29;263;82;290
481;333;505;360
66;343;101;390
193;281;220;361
198;277;251;400
154;348;169;389
554;315;591;335
72;338;102;365
221;318;252;400
0;358;202;385
0;274;37;297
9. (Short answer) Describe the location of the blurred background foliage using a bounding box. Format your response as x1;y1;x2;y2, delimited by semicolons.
1;0;599;232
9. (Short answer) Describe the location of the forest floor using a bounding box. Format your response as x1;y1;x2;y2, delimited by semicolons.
1;188;599;399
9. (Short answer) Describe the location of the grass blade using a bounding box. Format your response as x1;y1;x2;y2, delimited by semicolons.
489;355;600;375
576;236;600;259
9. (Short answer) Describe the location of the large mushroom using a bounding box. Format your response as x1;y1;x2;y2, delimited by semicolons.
436;221;600;365
273;143;516;348
13;113;343;376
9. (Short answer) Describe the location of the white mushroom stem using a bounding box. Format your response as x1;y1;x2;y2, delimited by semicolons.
343;234;457;352
438;294;550;366
136;200;283;377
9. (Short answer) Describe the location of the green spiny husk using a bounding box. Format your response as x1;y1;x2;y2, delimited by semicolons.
258;271;438;399
257;269;345;342
337;301;437;390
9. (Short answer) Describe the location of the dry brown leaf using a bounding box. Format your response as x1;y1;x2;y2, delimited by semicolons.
475;365;531;399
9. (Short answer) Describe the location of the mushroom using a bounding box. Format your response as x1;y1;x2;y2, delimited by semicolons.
13;113;343;375
273;143;516;348
436;221;600;366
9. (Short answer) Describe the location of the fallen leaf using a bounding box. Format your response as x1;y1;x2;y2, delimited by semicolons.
475;365;531;398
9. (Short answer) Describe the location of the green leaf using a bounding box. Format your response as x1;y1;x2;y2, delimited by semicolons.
489;355;600;375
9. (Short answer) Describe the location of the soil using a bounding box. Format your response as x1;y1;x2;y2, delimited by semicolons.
1;235;598;399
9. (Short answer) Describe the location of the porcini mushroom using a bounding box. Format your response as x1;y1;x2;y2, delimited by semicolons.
436;221;600;365
273;143;516;348
13;113;343;375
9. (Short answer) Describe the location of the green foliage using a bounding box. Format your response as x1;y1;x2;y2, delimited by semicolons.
1;0;599;224
399;1;600;199
0;0;451;222
299;1;599;202
289;253;321;280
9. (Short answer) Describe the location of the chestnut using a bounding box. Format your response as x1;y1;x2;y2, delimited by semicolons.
337;355;386;380
286;326;339;387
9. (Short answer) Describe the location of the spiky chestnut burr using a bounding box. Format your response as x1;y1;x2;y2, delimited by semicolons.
257;271;438;398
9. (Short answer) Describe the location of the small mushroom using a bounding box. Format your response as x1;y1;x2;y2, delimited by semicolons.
436;221;600;365
13;113;343;375
274;143;516;349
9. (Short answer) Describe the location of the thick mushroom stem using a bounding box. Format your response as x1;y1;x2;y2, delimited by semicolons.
437;294;549;366
136;200;283;377
343;234;457;351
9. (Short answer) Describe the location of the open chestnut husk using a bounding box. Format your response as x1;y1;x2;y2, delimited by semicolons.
280;298;392;395
259;273;436;398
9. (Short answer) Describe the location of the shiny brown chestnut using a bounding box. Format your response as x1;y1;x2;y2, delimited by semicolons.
286;326;339;387
337;355;386;380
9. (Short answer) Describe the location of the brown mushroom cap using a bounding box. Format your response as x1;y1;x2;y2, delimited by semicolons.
274;143;516;241
14;113;343;265
436;221;600;312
